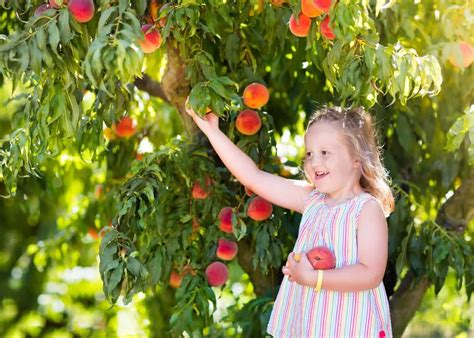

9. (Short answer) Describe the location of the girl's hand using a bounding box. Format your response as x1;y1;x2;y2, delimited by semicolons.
185;97;219;134
282;252;315;287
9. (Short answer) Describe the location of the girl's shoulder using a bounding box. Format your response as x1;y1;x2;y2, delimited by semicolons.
303;188;325;211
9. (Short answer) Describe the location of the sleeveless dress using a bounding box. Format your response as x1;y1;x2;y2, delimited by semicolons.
267;190;392;338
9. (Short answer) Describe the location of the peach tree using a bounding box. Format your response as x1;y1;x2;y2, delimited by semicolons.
0;0;473;336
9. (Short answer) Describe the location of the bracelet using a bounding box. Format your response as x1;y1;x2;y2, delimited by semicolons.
314;270;324;292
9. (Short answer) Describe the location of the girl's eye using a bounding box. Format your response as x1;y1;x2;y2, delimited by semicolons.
321;150;329;156
305;151;313;158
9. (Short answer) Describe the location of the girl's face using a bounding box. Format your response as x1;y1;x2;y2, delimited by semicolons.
304;121;362;198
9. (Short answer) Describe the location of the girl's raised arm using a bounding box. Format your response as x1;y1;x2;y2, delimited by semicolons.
186;104;313;213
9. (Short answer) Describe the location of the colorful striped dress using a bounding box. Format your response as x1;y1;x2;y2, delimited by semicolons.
267;190;392;338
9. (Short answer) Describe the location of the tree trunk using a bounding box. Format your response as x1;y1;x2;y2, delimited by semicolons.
389;168;474;336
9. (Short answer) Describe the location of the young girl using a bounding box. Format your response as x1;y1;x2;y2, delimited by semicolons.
186;103;394;338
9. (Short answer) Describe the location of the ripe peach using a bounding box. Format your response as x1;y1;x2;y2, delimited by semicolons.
320;16;335;40
242;83;269;109
314;0;331;13
205;261;229;287
236;109;262;136
216;238;238;261
87;228;99;240
68;0;95;23
114;116;136;138
34;4;52;16
289;13;311;38
169;271;182;288
306;246;336;270
247;196;273;221
103;126;116;141
302;0;323;18
218;207;234;233
138;24;162;54
449;41;474;69
192;177;212;199
244;186;254;197
50;0;67;9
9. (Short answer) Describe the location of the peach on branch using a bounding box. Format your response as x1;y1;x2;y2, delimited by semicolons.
205;261;229;287
68;0;95;23
87;228;99;240
320;16;335;40
216;238;238;261
243;83;269;109
289;13;311;38
50;0;67;8
236;109;262;136
218;207;234;233
302;0;323;18
169;271;182;288
247;196;273;221
306;246;336;270
314;0;331;13
449;41;474;69
138;24;162;54
114;116;137;138
192;177;212;199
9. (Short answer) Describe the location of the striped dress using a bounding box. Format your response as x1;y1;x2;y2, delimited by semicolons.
267;190;392;338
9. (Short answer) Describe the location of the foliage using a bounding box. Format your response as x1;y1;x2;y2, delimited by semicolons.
0;0;473;336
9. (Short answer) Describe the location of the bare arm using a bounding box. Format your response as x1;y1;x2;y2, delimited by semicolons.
186;103;313;213
284;199;388;291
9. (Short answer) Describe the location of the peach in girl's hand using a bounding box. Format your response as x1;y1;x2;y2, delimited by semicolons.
306;246;336;270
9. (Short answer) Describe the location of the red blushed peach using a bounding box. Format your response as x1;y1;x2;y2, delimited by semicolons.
205;261;229;287
302;0;323;18
244;186;254;197
289;13;311;38
87;228;99;240
306;246;336;270
247;196;273;221
34;4;52;16
68;0;95;23
138;24;162;54
216;238;238;261
114;116;137;138
50;0;67;9
236;110;262;136
314;0;331;13
218;207;234;233
242;83;269;109
320;16;335;40
192;177;212;199
449;41;474;69
169;271;182;288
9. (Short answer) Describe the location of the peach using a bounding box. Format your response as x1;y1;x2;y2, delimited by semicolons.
289;13;311;38
244;185;254;197
50;0;67;9
216;238;238;261
94;184;103;199
247;196;273;221
242;83;269;109
114;116;136;138
169;271;182;288
68;0;95;23
270;0;286;7
218;207;234;233
138;24;162;54
34;4;52;16
205;261;229;287
149;0;161;21
320;16;335;40
192;177;211;199
306;246;336;270
103;126;116;141
302;0;323;18
236;109;262;136
449;41;474;69
314;0;331;13
87;228;99;240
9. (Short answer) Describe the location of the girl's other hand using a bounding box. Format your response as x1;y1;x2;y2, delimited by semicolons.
283;252;316;287
185;97;219;133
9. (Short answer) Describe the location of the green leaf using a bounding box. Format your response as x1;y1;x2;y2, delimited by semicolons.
48;21;61;56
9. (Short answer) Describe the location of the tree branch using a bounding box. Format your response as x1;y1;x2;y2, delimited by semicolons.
134;74;170;104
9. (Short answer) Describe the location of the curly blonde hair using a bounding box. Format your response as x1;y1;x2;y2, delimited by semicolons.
307;106;395;216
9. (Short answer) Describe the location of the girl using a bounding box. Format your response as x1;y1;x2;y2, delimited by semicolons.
186;103;394;338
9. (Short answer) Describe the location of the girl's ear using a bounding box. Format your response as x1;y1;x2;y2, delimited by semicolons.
353;158;361;168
